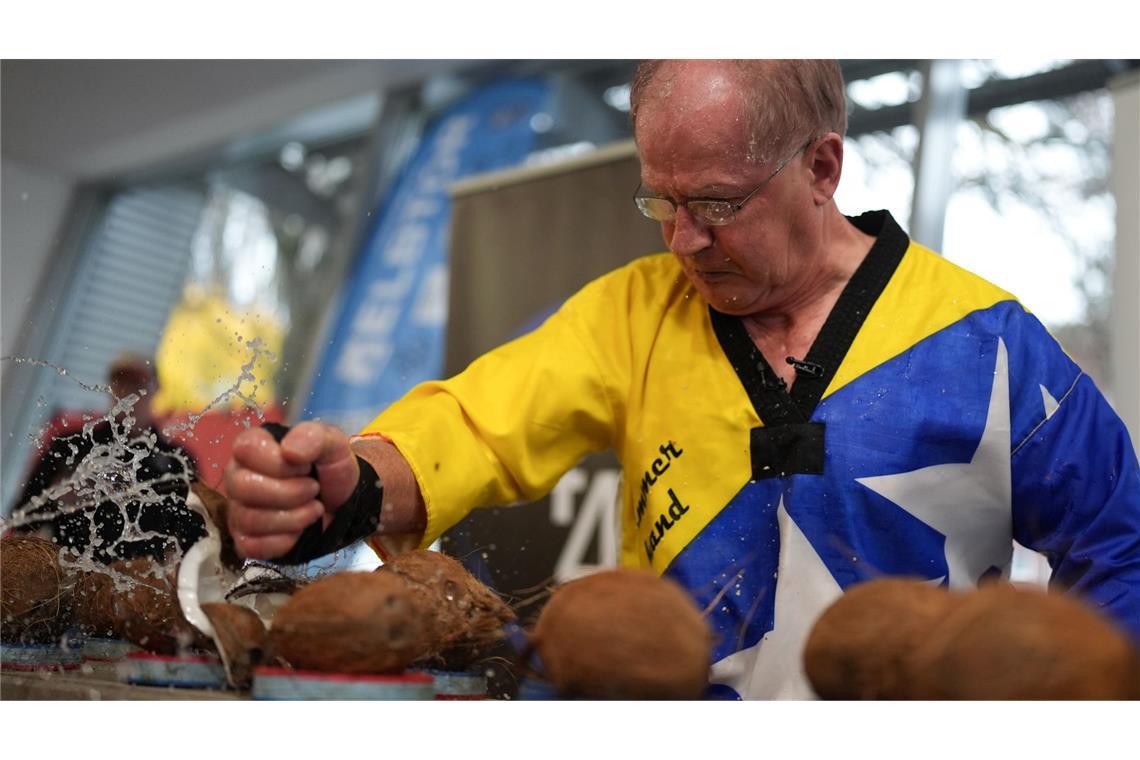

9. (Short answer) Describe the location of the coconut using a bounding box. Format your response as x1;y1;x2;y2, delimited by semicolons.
268;571;431;674
803;578;962;699
530;568;712;699
201;602;267;688
107;557;212;654
905;584;1140;700
68;569;117;638
378;549;515;667
0;535;70;643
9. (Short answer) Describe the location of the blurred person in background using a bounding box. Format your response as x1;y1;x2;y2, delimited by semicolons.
222;60;1140;698
13;353;205;563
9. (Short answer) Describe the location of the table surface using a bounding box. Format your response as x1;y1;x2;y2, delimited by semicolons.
1;665;242;700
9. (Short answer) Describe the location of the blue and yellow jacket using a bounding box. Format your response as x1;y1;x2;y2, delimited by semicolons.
360;210;1140;698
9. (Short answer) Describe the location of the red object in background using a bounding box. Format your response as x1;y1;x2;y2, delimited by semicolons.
161;405;285;489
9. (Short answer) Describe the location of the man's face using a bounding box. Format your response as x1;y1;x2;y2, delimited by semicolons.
110;369;156;427
635;63;816;316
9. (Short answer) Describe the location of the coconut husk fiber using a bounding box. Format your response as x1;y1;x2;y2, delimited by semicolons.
531;568;712;699
201;602;267;688
803;578;962;699
268;570;431;674
68;568;117;638
905;584;1140;700
105;557;212;654
378;549;515;667
0;535;70;643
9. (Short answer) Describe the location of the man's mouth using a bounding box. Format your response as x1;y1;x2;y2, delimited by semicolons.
693;269;735;278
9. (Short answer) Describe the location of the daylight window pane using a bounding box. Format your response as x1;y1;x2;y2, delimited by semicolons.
836;126;919;227
942;90;1115;385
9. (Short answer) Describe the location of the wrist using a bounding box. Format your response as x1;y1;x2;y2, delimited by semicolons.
350;434;427;537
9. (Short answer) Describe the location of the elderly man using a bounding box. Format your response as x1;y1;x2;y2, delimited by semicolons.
224;60;1140;698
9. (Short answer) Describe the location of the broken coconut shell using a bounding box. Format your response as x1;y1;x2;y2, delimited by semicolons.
905;584;1140;700
0;535;70;643
201;602;268;688
268;571;431;674
803;578;962;699
531;568;713;699
378;549;515;667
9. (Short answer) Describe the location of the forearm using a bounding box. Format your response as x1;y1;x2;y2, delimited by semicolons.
351;435;427;550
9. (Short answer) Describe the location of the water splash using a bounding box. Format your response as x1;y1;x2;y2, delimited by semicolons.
2;339;359;589
160;337;274;437
2;387;195;582
0;343;273;578
2;356;113;395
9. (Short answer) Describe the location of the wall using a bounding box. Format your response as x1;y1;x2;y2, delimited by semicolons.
0;158;75;361
1110;69;1140;447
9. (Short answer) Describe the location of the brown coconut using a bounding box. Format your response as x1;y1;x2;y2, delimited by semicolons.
201;602;268;688
378;549;515;666
106;557;211;654
0;535;70;643
803;578;962;700
531;568;713;699
268;570;431;674
68;569;118;638
905;584;1140;700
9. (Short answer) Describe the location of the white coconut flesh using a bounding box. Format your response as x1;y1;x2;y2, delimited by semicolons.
177;490;291;637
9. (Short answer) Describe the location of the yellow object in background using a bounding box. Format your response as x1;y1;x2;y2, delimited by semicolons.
152;285;284;414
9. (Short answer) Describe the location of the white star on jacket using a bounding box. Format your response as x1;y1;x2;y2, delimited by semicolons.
709;338;1014;699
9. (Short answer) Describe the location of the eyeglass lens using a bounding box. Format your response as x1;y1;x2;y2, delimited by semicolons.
635;197;735;226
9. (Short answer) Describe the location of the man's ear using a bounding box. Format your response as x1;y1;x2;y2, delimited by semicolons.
809;132;844;206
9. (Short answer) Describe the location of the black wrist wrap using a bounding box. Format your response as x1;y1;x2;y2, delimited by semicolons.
261;422;385;565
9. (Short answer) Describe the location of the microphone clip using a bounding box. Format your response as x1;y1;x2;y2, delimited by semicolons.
786;356;826;378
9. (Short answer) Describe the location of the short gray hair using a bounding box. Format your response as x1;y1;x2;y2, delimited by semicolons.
629;60;848;164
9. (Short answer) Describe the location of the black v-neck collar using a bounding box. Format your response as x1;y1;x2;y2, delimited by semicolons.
710;210;910;426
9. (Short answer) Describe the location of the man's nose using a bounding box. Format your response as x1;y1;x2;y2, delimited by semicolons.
666;205;713;257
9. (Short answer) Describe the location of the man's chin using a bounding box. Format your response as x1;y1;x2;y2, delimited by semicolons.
682;270;766;315
703;290;759;316
688;281;752;314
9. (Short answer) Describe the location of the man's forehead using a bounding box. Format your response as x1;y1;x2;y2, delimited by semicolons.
638;60;746;116
637;101;755;181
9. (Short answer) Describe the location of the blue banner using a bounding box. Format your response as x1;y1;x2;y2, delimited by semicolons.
304;78;552;433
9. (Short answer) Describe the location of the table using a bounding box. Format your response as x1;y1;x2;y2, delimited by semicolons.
0;665;242;700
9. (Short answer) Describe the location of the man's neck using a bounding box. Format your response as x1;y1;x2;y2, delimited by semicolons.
741;210;876;386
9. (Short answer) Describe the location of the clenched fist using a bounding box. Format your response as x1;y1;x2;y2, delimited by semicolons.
223;421;360;560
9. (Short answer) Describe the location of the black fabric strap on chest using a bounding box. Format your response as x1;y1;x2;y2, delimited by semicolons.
261;422;385;565
707;211;910;481
709;210;910;424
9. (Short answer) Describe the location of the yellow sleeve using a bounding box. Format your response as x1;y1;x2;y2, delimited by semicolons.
357;269;633;548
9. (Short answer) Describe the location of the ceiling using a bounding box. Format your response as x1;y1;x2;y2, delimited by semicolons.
0;59;480;179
